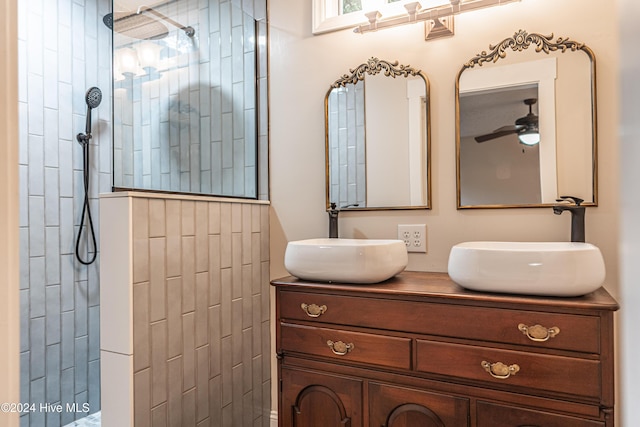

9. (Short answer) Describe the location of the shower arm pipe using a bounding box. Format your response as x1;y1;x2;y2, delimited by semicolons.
136;5;195;37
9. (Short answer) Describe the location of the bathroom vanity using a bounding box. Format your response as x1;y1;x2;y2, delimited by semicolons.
272;272;618;426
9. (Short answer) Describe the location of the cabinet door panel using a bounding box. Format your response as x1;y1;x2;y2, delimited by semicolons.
369;382;469;427
281;367;362;427
477;401;604;427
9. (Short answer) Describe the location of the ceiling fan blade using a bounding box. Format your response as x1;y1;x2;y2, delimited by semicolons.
474;128;519;143
492;125;521;133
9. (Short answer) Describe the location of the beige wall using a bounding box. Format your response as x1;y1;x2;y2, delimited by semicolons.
269;0;619;290
0;0;20;424
268;0;620;418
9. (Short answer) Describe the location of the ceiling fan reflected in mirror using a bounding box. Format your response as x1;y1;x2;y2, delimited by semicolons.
474;98;540;146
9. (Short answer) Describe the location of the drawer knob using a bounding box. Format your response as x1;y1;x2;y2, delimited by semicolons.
300;303;327;318
518;323;560;342
327;340;354;356
481;360;520;379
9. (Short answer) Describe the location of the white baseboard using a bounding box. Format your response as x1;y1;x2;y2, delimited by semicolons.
270;410;278;427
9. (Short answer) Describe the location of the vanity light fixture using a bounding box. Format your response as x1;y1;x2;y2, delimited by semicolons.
354;0;519;40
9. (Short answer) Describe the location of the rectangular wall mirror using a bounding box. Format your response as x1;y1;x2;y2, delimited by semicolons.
456;31;597;209
325;58;431;211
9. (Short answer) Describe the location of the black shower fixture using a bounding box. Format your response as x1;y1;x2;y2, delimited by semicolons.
75;87;102;265
77;86;102;143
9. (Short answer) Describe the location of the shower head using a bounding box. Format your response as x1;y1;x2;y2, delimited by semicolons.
103;11;169;40
86;87;102;109
83;87;102;137
103;7;195;40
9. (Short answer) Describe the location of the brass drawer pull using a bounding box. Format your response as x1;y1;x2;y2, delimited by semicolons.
481;361;520;379
518;323;560;342
327;340;354;356
300;303;327;318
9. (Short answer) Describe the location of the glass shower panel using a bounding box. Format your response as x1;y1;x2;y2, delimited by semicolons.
112;0;260;198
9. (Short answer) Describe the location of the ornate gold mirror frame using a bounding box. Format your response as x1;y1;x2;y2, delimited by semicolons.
455;30;598;209
325;57;431;211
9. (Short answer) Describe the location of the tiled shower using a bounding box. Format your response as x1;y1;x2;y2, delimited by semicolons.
18;0;269;426
18;0;112;425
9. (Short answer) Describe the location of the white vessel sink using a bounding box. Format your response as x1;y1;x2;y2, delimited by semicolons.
284;238;408;284
448;241;605;297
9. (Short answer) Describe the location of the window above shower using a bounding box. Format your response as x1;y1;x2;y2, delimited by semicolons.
109;0;268;200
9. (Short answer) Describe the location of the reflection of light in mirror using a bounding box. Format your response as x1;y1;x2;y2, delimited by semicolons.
113;27;198;80
115;47;145;78
137;41;163;69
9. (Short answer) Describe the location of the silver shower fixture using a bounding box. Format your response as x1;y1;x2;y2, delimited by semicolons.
103;5;195;40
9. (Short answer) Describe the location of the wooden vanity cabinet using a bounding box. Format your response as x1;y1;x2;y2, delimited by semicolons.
273;272;619;427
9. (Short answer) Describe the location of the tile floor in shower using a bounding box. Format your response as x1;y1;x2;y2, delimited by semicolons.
62;411;101;427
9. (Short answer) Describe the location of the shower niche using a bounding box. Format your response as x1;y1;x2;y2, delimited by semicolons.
110;0;268;200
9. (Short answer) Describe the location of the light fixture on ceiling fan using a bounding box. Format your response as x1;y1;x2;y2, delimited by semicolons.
474;98;540;146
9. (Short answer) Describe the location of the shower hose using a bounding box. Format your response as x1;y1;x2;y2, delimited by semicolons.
75;139;97;265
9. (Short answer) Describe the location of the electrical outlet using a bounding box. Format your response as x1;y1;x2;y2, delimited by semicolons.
397;224;427;253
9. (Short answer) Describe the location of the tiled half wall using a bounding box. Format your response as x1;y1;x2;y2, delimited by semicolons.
100;192;270;426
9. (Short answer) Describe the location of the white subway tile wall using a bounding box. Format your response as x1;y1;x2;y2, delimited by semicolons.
18;0;112;425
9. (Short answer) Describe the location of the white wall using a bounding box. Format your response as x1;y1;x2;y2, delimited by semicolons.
618;0;640;425
269;0;622;417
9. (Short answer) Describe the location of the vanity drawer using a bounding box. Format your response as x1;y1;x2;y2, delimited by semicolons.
280;322;411;370
279;290;600;353
416;340;600;399
476;401;605;427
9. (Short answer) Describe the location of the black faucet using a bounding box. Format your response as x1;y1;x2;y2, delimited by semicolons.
328;203;339;238
328;203;359;238
552;196;586;243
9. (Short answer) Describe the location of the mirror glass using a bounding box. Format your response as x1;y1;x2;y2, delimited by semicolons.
456;31;597;208
325;58;431;211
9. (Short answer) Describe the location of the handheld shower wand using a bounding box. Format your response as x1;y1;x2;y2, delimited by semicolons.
75;87;102;265
77;87;102;144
